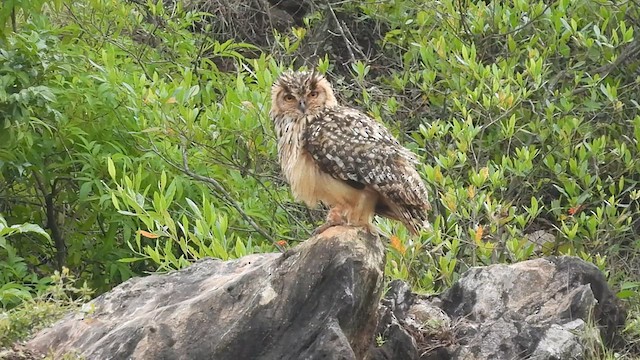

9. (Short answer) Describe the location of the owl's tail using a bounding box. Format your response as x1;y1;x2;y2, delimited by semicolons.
402;206;431;236
376;201;431;236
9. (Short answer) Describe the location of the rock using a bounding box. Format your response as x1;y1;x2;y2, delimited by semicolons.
369;256;626;360
369;280;454;360
23;233;627;360
0;344;41;360
27;226;385;360
531;321;585;359
369;281;420;360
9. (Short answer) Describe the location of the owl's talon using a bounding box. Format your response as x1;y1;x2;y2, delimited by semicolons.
309;205;346;236
311;205;347;236
361;223;379;235
312;220;342;236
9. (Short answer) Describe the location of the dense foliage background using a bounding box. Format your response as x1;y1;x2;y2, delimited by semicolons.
1;0;639;356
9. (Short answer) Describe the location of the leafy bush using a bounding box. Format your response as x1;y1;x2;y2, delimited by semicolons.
0;0;290;294
0;266;92;347
0;215;52;308
1;0;639;356
369;0;640;294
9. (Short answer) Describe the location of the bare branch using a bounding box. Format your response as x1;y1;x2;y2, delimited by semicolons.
326;2;364;65
176;144;285;253
32;171;67;269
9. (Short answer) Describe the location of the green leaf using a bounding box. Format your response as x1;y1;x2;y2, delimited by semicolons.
11;223;51;240
107;157;116;179
79;182;93;201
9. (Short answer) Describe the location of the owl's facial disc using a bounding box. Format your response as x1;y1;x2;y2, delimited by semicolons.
271;70;337;119
282;90;313;115
281;92;304;115
300;86;325;116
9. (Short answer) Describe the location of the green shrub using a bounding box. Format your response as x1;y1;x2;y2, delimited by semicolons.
1;0;639;356
0;215;52;308
0;266;92;346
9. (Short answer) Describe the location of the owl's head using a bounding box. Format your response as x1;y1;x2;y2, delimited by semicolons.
270;70;338;119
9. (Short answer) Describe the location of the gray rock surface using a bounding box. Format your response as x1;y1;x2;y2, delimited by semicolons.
369;256;626;360
25;230;625;360
27;226;385;360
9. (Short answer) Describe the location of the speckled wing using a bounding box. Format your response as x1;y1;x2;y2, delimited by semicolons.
304;106;431;233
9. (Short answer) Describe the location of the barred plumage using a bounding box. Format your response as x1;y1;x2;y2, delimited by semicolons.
270;70;431;235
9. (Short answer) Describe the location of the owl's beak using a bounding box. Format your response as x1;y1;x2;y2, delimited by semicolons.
298;100;307;113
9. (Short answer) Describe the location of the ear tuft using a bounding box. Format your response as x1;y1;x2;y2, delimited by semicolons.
307;71;325;89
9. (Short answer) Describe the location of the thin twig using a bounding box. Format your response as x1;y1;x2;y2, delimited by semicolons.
32;171;67;269
491;1;554;37
326;2;360;65
178;143;284;253
569;39;640;96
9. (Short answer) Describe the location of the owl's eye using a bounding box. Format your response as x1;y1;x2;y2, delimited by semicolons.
309;91;318;97
284;94;296;102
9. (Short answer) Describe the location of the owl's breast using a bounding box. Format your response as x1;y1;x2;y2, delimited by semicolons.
276;118;365;209
277;120;321;206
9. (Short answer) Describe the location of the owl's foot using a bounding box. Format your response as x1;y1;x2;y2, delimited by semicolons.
359;222;380;235
312;221;340;236
313;222;379;236
312;207;346;235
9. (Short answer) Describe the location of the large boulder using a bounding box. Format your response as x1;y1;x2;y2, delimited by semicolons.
27;226;386;360
24;229;626;360
370;256;626;360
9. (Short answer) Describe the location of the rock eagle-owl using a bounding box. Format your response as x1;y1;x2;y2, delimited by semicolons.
269;70;431;235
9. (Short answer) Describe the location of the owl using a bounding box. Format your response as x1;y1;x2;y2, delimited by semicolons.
269;70;431;235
